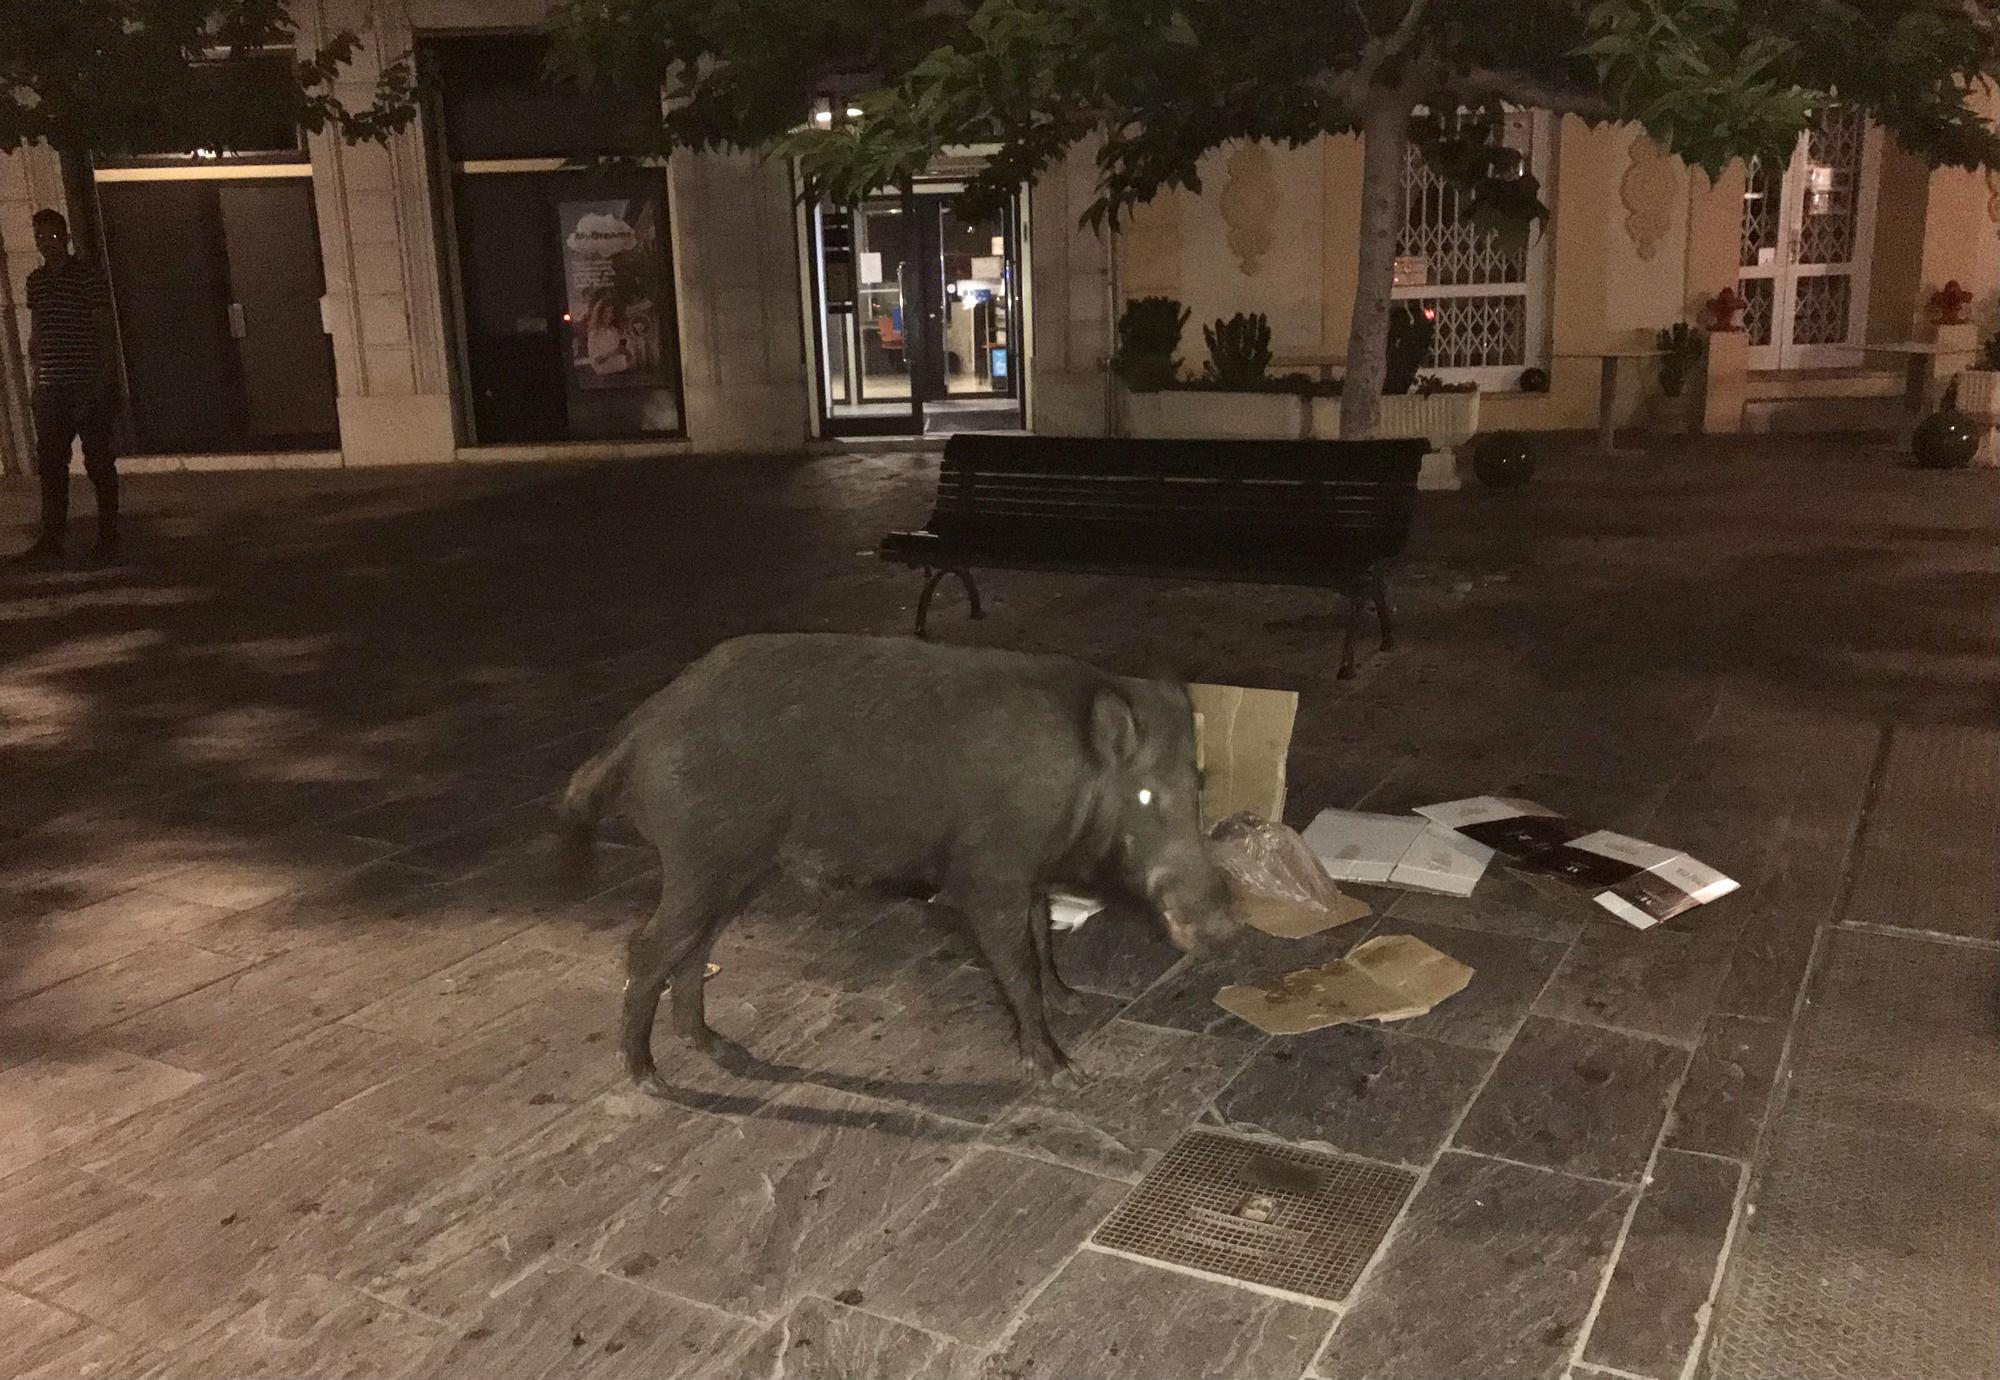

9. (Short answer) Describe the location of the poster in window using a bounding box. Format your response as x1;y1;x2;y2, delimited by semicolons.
560;196;667;391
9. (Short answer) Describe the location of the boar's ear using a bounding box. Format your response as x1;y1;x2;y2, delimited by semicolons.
1090;688;1140;765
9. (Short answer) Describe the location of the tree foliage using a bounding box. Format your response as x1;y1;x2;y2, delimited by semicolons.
1;1;415;157
555;0;2000;228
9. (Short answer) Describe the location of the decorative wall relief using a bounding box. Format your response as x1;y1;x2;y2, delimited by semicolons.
1219;143;1279;277
1119;190;1184;300
1620;134;1680;261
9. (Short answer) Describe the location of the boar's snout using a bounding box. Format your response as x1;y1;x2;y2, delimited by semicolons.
1151;857;1237;954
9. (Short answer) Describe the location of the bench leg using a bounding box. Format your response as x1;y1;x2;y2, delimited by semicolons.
915;567;981;638
915;569;946;638
1339;590;1363;680
954;568;984;621
1372;568;1394;651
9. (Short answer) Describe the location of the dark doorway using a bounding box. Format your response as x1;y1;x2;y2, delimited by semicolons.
450;167;683;444
97;177;337;453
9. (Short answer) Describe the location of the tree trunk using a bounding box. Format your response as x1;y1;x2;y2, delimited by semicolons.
1339;92;1413;439
56;145;105;269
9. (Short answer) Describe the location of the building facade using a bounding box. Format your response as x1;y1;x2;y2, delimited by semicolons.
3;2;1997;474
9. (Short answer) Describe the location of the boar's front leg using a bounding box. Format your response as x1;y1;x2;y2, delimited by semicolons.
939;870;1079;1083
1028;892;1090;1018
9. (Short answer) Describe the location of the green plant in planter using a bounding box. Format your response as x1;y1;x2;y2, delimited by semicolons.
1113;296;1189;391
1203;312;1273;389
1656;322;1708;399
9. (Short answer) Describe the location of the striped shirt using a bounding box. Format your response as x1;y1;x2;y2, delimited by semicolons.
26;256;111;387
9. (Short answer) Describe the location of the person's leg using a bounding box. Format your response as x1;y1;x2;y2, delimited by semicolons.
77;383;118;558
16;387;74;561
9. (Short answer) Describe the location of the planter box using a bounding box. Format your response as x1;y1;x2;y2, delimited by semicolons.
1309;391;1482;490
1123;389;1305;439
1120;386;1481;490
1957;368;2000;468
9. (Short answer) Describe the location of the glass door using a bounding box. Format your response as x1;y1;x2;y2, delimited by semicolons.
1738;105;1880;370
810;187;1021;435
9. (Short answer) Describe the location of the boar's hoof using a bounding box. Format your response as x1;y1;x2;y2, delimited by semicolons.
633;1069;676;1100
1027;1044;1088;1089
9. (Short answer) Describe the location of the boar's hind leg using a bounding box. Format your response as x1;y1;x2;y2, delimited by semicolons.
623;863;757;1093
940;874;1078;1082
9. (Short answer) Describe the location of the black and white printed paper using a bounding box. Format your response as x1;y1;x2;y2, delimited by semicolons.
1415;798;1738;928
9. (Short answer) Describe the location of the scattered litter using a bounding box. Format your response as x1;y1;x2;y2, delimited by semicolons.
1185;683;1299;828
1049;892;1105;932
1214;934;1474;1035
1209;813;1371;938
1415;796;1738;927
1299;809;1494;895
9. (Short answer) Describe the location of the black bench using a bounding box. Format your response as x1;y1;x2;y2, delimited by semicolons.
878;433;1425;679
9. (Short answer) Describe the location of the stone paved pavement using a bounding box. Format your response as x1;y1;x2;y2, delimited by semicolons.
1;438;1995;1380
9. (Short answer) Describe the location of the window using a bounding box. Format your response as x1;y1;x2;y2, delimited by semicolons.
99;49;307;164
427;34;657;163
1392;109;1553;389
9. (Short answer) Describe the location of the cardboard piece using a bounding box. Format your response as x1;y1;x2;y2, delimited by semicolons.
1228;875;1373;940
1299;809;1495;895
1213;934;1475;1036
1186;684;1299;829
1415;797;1739;928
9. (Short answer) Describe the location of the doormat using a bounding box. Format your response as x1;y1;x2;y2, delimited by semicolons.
1091;1130;1416;1305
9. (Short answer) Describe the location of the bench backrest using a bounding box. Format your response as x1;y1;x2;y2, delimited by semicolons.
926;434;1425;573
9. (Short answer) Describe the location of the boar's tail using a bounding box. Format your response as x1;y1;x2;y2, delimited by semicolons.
558;731;635;882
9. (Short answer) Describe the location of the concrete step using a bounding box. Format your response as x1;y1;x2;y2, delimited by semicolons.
1742;395;1903;435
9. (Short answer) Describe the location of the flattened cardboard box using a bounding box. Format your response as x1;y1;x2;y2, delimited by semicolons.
1187;683;1298;829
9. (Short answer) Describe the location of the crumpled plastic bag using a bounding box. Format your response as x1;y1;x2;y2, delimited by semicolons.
1209;812;1373;939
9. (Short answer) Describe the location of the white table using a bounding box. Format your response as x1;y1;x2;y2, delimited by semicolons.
1557;350;1665;455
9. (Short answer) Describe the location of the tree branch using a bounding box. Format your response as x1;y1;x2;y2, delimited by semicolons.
1444;67;1616;119
1316;0;1436;117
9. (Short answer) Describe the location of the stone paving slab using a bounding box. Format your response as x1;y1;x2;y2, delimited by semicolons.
1;439;1995;1378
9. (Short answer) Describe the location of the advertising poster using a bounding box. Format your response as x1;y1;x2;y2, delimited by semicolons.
559;195;666;392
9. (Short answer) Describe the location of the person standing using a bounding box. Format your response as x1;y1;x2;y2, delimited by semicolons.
13;208;122;567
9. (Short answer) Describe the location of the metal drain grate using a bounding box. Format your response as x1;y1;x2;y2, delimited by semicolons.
1092;1129;1416;1304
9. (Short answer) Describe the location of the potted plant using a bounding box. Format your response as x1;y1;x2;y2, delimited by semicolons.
1202;312;1273;389
1953;331;2000;467
1644;322;1708;434
1306;308;1480;487
1112;296;1189;392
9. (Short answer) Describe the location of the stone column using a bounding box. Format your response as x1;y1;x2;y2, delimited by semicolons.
1025;142;1113;436
1687;163;1748;434
666;150;810;454
305;0;458;466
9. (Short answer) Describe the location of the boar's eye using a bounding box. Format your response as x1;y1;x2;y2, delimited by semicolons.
1137;788;1154;807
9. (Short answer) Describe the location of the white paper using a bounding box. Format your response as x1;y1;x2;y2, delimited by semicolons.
1302;811;1493;895
1594;892;1664;930
858;251;885;284
1301;810;1429;884
1048;892;1104;931
1647;854;1740;905
1387;823;1495;897
1567;829;1680;872
1415;796;1563;830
